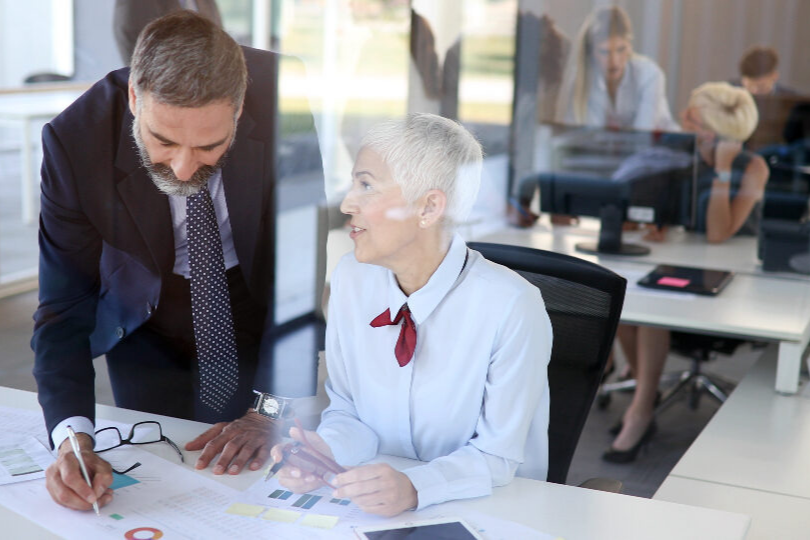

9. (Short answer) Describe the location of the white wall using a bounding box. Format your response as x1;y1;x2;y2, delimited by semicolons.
0;0;58;87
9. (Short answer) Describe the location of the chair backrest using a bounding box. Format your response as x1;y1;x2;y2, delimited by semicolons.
468;242;626;484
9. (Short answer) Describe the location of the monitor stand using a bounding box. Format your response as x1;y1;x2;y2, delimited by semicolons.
575;205;651;256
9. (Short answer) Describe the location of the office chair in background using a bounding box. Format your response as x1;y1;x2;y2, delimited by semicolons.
468;242;626;490
598;333;747;415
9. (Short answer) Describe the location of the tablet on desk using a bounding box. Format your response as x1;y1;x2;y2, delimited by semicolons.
637;264;734;296
355;517;483;539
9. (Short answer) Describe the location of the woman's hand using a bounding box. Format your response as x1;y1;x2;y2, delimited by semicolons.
714;140;743;172
332;463;417;517
270;427;335;493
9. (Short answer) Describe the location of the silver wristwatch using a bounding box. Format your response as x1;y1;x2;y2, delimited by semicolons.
252;391;294;420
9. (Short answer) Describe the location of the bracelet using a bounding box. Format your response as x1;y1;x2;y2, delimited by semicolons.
716;170;731;183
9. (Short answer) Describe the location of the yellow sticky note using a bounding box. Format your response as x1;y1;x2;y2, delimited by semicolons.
260;508;301;523
300;514;340;529
225;503;266;518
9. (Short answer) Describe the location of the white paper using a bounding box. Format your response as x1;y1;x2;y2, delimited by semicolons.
0;443;337;539
0;435;54;484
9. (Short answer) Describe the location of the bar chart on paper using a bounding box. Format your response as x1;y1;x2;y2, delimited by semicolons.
229;476;385;533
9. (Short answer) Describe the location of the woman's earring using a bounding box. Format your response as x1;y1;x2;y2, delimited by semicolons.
421;219;427;226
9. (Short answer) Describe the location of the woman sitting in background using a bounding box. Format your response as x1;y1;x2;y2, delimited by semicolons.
557;5;678;131
271;113;553;515
606;82;769;463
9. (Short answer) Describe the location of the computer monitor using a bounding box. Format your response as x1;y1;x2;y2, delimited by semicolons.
533;123;698;255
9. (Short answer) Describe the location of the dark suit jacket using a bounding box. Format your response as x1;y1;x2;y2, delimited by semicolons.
32;47;285;438
113;0;223;65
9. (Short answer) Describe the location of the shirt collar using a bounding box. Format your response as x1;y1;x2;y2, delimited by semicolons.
595;55;636;93
384;233;468;325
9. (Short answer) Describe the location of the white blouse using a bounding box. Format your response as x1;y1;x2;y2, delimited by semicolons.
317;234;552;509
566;54;679;131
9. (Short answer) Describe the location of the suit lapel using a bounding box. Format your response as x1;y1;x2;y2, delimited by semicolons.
222;111;264;285
114;110;174;278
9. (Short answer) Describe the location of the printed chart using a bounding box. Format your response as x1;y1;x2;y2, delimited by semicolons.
0;436;53;484
0;443;339;539
229;476;387;534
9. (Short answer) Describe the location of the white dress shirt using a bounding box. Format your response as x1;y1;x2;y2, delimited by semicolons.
317;233;552;510
51;171;239;450
566;54;679;131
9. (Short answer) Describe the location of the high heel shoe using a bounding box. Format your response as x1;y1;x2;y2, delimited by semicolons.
607;392;663;436
602;420;657;464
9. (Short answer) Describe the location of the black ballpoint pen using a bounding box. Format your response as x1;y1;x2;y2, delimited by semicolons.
265;442;301;481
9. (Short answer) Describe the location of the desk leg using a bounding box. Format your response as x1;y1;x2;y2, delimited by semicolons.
21;118;34;225
775;341;803;395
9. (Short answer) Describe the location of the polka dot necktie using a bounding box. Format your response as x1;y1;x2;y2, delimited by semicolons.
370;305;417;367
187;186;239;412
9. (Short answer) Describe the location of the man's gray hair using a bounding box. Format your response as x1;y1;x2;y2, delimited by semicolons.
130;10;247;109
360;113;483;226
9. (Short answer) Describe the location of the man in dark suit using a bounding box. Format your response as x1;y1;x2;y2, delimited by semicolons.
33;12;312;511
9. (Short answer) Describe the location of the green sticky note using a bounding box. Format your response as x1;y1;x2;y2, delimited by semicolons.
225;503;266;518
300;514;339;529
259;507;301;523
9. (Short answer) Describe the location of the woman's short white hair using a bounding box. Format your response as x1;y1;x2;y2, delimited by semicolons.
360;113;483;227
689;82;759;141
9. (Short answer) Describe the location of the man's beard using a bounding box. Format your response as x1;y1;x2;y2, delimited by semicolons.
131;117;233;197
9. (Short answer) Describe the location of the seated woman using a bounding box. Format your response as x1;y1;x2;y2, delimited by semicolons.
271;113;552;516
556;5;678;131
605;82;768;463
513;5;679;228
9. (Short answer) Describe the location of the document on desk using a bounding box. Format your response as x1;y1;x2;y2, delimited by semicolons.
0;442;338;539
228;475;557;539
0;435;53;484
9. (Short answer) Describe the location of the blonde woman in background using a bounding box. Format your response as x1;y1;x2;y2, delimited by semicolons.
606;82;768;463
557;5;677;131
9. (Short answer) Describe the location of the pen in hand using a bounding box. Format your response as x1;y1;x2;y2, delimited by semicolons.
265;442;300;481
66;425;100;516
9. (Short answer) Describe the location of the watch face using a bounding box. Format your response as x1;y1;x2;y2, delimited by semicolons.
261;397;280;416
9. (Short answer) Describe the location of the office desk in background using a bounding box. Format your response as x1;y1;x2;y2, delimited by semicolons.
0;387;749;540
0;88;84;224
481;219;810;394
655;347;810;539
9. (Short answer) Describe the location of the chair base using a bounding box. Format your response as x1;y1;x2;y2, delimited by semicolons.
598;356;736;414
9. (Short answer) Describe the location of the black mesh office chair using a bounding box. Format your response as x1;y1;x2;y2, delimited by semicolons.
469;242;626;486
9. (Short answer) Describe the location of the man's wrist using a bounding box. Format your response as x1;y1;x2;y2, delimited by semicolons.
251;391;295;420
58;432;94;455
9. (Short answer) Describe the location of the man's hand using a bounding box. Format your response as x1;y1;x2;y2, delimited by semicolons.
643;224;668;242
46;433;113;511
271;427;335;493
506;201;539;228
185;410;281;475
333;463;417;517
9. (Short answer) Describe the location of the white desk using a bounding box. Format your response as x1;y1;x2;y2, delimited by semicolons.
0;387;750;540
480;221;810;394
654;348;810;540
656;477;810;540
0;90;83;224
